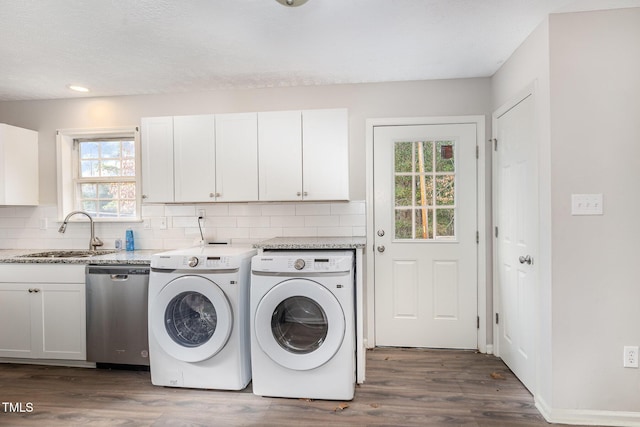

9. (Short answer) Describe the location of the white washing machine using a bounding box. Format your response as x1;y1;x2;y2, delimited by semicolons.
148;246;256;390
250;251;355;400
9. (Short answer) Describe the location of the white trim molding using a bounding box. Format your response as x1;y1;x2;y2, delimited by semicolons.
365;115;488;353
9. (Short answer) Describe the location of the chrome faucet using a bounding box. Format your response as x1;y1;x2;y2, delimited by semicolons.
58;211;104;250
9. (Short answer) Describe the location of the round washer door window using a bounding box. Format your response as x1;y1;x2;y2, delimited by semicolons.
151;275;232;362
254;279;345;371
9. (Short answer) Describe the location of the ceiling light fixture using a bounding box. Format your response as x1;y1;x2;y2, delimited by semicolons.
68;85;90;93
275;0;309;7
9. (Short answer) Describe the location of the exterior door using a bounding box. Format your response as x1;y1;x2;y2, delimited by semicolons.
494;93;538;392
373;123;478;348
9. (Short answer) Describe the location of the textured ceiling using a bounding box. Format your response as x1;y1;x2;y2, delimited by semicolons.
0;0;637;101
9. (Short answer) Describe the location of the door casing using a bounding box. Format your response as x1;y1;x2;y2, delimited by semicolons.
365;115;488;352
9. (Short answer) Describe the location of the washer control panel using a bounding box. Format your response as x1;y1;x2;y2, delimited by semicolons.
151;247;257;270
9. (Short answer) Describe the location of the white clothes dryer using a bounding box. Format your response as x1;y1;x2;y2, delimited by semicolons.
250;251;355;400
148;246;256;390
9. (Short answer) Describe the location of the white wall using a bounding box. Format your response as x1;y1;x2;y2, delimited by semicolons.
549;7;640;415
493;6;640;425
0;79;491;250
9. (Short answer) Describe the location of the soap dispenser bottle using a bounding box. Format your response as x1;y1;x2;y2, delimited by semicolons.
125;229;134;251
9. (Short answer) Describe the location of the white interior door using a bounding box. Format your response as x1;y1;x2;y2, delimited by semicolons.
373;123;478;349
494;93;538;392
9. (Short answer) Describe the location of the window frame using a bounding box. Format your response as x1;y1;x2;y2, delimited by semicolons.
56;126;141;222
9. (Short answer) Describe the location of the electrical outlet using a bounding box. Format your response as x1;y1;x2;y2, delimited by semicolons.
197;208;206;219
623;346;639;368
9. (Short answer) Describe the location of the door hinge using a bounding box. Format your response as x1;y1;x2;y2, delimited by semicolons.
494;226;499;238
477;316;480;329
495;313;499;324
492;138;498;151
476;231;479;244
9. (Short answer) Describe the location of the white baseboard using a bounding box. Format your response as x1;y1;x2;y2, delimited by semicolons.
536;395;640;427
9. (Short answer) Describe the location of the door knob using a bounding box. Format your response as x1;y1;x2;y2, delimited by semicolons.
377;245;385;253
377;229;385;237
519;255;533;265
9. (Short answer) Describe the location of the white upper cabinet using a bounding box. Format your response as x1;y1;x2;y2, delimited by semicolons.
141;116;174;203
215;113;259;202
258;110;303;201
141;108;348;204
174;115;216;202
302;108;349;201
0;124;39;205
258;108;349;201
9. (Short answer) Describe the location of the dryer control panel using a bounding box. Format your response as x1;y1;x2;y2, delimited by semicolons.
251;251;353;274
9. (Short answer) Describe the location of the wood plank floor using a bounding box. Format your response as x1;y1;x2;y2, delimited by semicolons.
0;348;593;426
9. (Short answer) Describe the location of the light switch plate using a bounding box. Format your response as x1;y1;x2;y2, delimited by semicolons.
571;194;603;215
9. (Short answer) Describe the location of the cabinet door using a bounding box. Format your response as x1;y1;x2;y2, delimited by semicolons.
302;109;350;200
0;124;39;205
215;113;259;202
174;115;216;202
0;284;34;358
141;116;174;203
258;110;302;201
36;283;86;360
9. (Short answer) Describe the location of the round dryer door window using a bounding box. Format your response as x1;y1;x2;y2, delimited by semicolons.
255;279;345;371
151;275;232;363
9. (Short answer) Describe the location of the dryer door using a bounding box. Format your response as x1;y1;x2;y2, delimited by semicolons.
150;275;232;363
254;278;345;371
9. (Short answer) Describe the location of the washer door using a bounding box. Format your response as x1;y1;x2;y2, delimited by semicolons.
254;278;345;371
151;275;232;363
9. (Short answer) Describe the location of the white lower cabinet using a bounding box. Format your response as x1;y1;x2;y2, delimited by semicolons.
0;265;86;361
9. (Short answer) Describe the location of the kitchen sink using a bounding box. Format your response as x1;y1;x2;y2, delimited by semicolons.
18;249;119;258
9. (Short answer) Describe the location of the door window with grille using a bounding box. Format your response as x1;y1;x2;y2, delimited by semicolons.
394;140;456;240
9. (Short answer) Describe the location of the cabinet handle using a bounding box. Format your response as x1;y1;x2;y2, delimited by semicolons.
215;193;221;198
209;193;215;198
28;288;40;293
303;191;308;196
296;192;301;197
141;194;148;199
28;288;33;293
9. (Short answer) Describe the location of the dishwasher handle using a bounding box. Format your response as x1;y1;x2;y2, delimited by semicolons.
110;274;129;281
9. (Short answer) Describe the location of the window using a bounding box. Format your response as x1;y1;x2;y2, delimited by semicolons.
394;139;456;240
75;138;136;218
57;127;140;221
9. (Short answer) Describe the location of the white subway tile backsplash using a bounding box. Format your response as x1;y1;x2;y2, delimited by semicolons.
331;201;366;215
260;204;296;216
229;204;261;216
164;205;196;217
270;216;305;228
141;204;166;217
0;201;366;250
203;204;230;216
305;215;340;227
295;203;331;216
237;216;270;228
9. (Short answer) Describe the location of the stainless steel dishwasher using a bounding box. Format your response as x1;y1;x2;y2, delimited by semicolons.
86;265;150;367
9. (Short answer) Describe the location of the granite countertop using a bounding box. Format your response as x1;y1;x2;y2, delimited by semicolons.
0;249;157;265
253;236;366;250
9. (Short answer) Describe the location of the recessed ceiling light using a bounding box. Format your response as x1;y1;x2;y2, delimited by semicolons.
68;85;90;93
275;0;309;6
